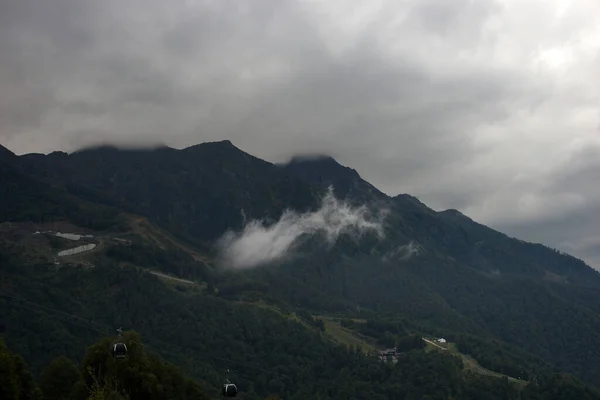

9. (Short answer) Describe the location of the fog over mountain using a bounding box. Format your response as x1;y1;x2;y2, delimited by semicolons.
1;0;599;268
217;187;386;269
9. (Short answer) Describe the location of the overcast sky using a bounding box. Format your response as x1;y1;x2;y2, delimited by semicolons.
1;0;599;269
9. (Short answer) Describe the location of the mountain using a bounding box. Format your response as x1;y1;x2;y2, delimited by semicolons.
2;139;600;398
0;153;125;231
283;153;598;286
0;144;16;162
13;140;320;244
281;155;386;202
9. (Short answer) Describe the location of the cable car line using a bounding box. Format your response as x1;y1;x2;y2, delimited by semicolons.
0;292;290;378
0;292;366;399
113;326;128;359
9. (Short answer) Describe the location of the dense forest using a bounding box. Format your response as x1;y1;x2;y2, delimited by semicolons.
2;141;600;398
1;240;599;399
2;325;600;400
0;332;208;400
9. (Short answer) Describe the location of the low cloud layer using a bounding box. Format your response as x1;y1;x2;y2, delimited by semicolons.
1;0;599;268
217;188;386;269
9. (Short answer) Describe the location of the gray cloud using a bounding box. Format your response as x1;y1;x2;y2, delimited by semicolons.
489;145;600;268
1;0;599;268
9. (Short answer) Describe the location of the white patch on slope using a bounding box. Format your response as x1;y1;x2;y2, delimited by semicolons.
55;232;81;241
58;243;97;257
382;240;423;262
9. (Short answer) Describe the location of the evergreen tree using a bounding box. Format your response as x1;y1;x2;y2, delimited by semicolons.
40;356;81;400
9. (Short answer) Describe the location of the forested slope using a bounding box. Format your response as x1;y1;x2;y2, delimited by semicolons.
2;140;600;396
2;260;599;400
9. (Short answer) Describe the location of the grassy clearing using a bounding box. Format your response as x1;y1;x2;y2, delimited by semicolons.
316;316;378;353
125;215;210;266
234;308;377;353
424;338;527;385
237;300;314;330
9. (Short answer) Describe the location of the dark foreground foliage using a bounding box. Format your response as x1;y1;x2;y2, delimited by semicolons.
1;253;600;400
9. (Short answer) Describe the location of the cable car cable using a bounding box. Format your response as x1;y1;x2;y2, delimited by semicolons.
0;293;368;398
0;293;285;376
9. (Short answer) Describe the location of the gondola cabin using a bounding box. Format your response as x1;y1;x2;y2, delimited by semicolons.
113;343;128;359
222;383;237;397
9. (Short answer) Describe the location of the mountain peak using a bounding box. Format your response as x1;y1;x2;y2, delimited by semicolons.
181;140;270;167
281;154;386;201
71;142;174;156
182;140;254;157
48;151;69;157
71;144;122;155
438;208;477;223
0;144;17;166
287;154;340;163
214;139;234;146
440;208;467;217
0;144;16;159
184;139;236;151
283;154;360;177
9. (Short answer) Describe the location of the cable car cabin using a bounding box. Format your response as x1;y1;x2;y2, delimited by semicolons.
113;343;127;359
222;383;237;397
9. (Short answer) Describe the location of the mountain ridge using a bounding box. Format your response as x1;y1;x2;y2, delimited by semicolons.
0;144;16;165
4;138;599;276
3;138;600;389
4;138;599;278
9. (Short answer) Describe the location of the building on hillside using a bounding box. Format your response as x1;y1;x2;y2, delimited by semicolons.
379;347;400;363
437;338;447;344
